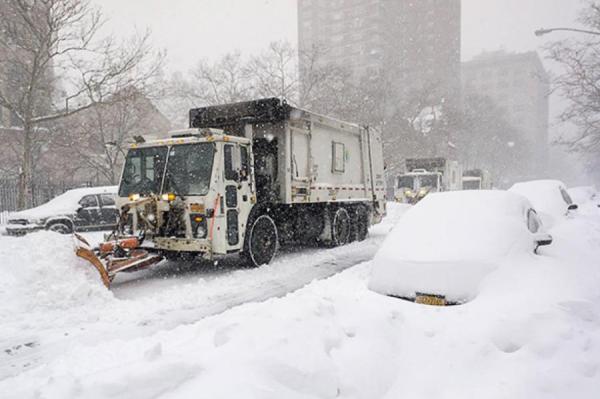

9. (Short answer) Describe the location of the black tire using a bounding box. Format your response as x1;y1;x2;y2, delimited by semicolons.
241;214;279;267
46;221;73;234
331;207;351;246
355;206;369;242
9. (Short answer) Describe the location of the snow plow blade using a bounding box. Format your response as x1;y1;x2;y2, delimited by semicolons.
73;234;112;288
73;234;163;289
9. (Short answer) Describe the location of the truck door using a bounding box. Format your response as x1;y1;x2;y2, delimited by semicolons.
223;143;253;250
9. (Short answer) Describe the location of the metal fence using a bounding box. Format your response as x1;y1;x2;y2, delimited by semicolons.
0;179;93;213
0;210;10;225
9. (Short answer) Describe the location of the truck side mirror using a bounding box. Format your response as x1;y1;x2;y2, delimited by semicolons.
568;204;578;211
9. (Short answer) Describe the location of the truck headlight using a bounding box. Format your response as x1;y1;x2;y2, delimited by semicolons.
129;193;140;201
195;225;207;239
190;214;207;239
161;193;176;202
418;188;429;197
404;190;415;197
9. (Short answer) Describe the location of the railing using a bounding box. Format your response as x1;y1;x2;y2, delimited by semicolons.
0;210;11;225
0;179;93;213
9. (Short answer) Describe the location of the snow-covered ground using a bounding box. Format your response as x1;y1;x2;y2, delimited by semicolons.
1;201;600;398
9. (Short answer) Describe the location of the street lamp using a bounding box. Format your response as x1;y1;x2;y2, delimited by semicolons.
535;27;600;37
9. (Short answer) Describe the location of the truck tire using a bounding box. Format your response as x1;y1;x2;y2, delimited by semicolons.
241;214;279;267
331;207;351;246
354;206;369;242
47;221;73;234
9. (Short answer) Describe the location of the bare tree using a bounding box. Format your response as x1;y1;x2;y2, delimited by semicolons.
246;41;298;101
159;53;253;128
48;87;171;185
0;0;163;208
546;0;600;178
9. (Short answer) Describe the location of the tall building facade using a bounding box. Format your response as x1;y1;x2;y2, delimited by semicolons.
297;0;461;99
462;51;550;167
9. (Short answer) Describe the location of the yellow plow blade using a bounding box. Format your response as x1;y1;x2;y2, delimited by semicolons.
73;233;112;289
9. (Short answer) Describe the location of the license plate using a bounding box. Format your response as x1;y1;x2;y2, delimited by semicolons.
415;294;447;306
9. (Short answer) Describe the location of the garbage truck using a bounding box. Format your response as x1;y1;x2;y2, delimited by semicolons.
394;157;462;204
75;98;387;287
462;169;492;190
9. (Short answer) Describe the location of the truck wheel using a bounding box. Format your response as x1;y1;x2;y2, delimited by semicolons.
47;221;73;234
355;206;369;242
331;208;351;246
242;214;279;267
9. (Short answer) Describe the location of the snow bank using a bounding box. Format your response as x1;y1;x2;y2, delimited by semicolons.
568;186;597;205
0;231;112;319
2;202;599;398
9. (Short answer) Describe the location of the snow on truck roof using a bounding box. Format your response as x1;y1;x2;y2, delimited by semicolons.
189;97;365;132
11;186;117;221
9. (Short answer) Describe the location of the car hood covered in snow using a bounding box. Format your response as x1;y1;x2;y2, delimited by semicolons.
9;186;117;222
369;190;536;302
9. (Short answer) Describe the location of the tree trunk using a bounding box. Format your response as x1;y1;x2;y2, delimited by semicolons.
17;126;33;210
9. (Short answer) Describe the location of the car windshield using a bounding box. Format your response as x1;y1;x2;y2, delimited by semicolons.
164;143;215;196
398;176;415;189
119;147;168;197
418;175;438;189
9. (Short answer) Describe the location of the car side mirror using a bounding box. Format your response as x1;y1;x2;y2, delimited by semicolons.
568;204;578;211
534;233;553;253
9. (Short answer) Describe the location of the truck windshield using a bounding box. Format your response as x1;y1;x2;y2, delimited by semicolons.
119;146;168;197
164;143;215;196
418;175;438;189
398;176;415;189
463;179;481;190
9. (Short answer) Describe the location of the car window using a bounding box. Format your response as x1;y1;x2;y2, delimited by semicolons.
559;187;573;205
100;194;115;206
527;209;541;233
79;195;98;208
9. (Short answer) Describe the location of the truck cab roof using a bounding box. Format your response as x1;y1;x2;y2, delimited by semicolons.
129;128;251;149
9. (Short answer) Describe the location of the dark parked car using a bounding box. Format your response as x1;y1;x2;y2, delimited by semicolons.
5;186;118;236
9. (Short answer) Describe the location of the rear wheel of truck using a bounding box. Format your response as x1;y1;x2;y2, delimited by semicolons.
354;205;369;242
331;207;351;246
242;214;279;267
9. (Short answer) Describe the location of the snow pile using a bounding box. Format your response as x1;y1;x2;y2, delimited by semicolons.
568;185;597;205
10;186;117;221
0;232;112;318
369;191;537;303
1;202;599;398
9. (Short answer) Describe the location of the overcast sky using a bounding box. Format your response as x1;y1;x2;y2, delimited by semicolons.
95;0;582;72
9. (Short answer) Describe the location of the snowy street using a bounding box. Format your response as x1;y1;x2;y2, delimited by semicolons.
1;201;599;398
0;204;408;386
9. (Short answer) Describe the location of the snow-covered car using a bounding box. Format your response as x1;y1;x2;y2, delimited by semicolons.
509;180;578;226
368;190;552;306
5;186;118;236
568;186;598;208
